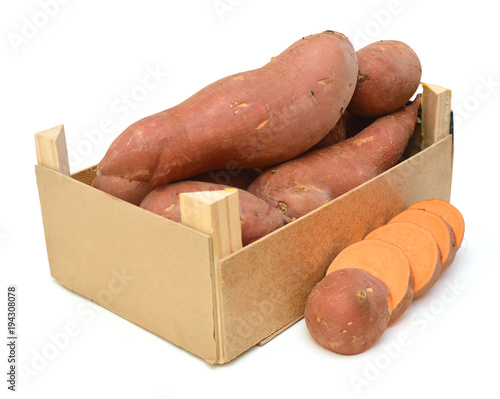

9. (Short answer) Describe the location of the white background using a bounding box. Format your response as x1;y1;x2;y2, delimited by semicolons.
2;0;499;398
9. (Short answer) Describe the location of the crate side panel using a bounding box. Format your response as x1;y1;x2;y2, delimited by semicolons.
219;135;453;362
35;166;218;362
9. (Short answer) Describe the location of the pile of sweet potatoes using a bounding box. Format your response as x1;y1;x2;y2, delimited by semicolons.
305;199;465;355
92;31;425;245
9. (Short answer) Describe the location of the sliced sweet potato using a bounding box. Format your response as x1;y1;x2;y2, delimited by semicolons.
326;239;414;324
408;199;465;248
388;209;457;272
364;221;441;299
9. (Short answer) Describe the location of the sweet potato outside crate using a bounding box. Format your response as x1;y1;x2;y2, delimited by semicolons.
35;83;453;364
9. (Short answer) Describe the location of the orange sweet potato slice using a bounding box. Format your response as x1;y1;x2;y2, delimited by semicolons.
364;221;441;299
408;199;465;248
388;209;457;272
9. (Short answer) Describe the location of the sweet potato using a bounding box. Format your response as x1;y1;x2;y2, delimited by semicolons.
326;239;414;324
388;209;457;272
408;199;465;248
97;31;358;185
347;40;422;118
91;175;153;206
305;268;391;355
364;221;441;299
139;181;287;245
247;95;421;219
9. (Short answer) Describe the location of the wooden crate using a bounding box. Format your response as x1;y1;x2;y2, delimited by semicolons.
35;83;453;364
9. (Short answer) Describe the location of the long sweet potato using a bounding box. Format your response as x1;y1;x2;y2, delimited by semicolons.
97;31;358;185
247;95;421;219
139;181;288;246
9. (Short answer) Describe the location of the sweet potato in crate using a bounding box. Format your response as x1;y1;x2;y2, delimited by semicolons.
35;83;453;364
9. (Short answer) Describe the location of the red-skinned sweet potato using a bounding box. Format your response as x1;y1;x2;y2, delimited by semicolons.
305;268;391;355
97;31;358;185
139;181;288;245
247;95;421;219
348;40;422;118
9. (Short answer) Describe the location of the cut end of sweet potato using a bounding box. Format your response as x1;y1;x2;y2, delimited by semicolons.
326;239;414;324
305;268;391;355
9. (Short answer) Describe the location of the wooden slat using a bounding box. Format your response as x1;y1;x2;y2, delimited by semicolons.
422;83;452;148
180;189;242;363
34;125;70;176
180;189;242;259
